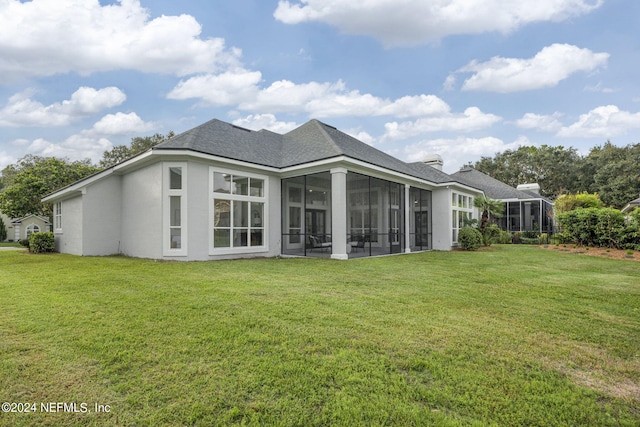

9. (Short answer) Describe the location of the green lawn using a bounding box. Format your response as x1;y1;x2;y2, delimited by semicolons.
0;246;638;426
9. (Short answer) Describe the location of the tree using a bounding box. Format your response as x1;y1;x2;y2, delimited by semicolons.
554;193;603;215
100;132;174;168
0;155;99;219
470;145;583;200
0;217;6;241
473;195;504;235
580;142;640;209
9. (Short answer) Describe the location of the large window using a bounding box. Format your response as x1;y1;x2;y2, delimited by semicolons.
211;169;267;253
452;192;473;244
163;163;187;256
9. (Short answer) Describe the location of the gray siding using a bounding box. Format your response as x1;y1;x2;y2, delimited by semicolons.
82;175;122;255
120;163;163;259
58;196;83;255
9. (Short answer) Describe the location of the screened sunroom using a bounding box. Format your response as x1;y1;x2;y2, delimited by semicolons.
281;170;434;259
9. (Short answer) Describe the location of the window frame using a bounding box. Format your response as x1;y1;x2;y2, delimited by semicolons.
54;202;63;233
163;162;188;257
451;191;474;244
209;167;268;255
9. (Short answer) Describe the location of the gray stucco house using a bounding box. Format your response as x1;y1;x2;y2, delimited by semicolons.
452;167;554;234
43;118;488;260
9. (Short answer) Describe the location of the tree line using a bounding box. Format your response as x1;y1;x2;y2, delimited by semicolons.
469;141;640;209
0;133;173;219
1;135;638;220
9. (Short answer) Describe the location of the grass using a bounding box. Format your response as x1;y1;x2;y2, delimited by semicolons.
0;246;638;426
0;242;21;247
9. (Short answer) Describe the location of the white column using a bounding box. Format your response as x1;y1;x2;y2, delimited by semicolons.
330;167;348;260
405;184;411;253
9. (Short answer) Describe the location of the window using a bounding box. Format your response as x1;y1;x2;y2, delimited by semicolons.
163;163;187;256
25;224;40;238
54;202;62;231
452;191;473;243
211;169;267;253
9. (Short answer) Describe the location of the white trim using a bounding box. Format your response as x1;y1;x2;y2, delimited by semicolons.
209;166;269;256
163;162;188;257
54;202;63;233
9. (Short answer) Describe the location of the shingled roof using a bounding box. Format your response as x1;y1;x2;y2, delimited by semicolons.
451;167;535;200
154;118;461;185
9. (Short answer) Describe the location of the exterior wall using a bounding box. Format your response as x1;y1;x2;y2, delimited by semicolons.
57;196;84;255
120;163;163;259
81;175;122;256
431;188;453;250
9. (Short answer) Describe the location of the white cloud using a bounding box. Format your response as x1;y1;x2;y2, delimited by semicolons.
167;70;262;106
274;0;604;46
9;111;157;165
403;135;528;173
557;105;640;138
232;114;299;134
0;150;16;171
0;87;126;127
91;112;157;135
383;107;502;141
243;80;346;114
169;74;452;120
0;0;241;80
25;135;113;163
516;112;563;132
455;44;609;93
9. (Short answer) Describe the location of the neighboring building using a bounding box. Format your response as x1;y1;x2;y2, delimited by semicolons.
42;118;491;261
451;167;554;234
0;212;51;242
621;194;640;214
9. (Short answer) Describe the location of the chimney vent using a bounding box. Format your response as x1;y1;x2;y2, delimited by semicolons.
422;154;443;171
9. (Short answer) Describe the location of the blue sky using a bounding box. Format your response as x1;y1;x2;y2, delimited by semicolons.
1;0;638;173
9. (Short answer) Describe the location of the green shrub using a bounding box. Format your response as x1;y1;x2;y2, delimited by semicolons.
458;227;483;251
520;237;540;245
19;238;30;248
522;230;540;239
29;232;55;254
557;207;629;248
497;230;512;244
512;232;522;244
482;224;501;246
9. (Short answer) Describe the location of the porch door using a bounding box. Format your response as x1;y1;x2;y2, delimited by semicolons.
306;209;326;237
415;211;429;248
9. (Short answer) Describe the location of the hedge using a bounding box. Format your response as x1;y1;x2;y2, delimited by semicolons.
29;232;55;253
557;207;640;250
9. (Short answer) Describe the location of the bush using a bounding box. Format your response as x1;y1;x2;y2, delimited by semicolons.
482;224;501;246
512;232;522;244
520;237;540;245
19;238;30;248
458;227;483;251
497;230;512;244
29;232;55;253
557;207;628;248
